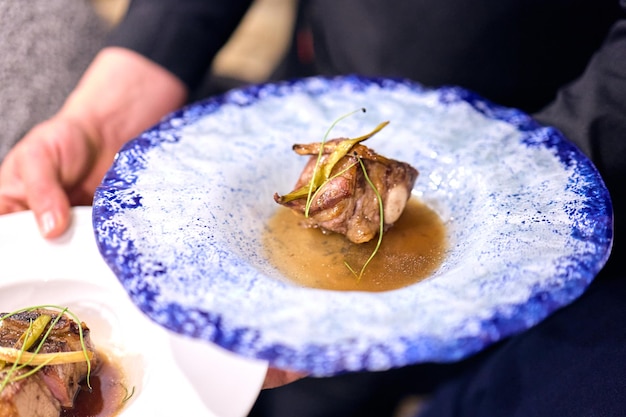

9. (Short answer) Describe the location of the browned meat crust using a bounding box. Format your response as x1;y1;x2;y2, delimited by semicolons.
0;309;98;417
275;137;418;244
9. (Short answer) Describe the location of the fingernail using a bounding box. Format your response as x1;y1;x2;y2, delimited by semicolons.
39;211;56;236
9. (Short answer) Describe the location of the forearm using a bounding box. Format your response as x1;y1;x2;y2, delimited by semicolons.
58;47;187;156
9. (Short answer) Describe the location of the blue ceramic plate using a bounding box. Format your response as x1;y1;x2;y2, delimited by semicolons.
93;76;613;376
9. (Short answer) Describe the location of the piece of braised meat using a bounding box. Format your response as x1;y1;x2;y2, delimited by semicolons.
0;368;61;417
0;309;98;417
274;123;418;244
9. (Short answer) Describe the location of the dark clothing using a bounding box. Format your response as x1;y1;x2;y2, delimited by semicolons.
107;0;253;92
302;0;620;113
533;15;626;267
109;0;621;113
418;275;626;417
108;1;626;415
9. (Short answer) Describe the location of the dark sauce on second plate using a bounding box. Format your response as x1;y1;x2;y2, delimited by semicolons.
61;353;129;417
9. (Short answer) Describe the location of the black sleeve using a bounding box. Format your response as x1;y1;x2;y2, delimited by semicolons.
534;13;626;193
105;0;253;91
533;4;626;267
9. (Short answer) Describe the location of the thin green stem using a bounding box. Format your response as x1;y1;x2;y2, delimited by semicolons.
0;305;93;393
344;155;385;281
304;108;366;217
121;385;136;404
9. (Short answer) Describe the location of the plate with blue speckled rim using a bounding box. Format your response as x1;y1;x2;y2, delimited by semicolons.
92;75;613;376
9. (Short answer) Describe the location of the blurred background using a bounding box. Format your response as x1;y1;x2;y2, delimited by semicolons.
0;0;296;161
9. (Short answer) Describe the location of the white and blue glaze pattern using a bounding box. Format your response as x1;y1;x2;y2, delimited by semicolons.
93;76;612;376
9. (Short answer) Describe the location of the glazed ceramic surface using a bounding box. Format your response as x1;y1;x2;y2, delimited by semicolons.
93;76;613;375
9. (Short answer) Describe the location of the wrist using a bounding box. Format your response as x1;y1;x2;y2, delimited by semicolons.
59;47;187;156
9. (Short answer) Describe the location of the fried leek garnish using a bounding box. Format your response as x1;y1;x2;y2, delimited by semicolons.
0;305;93;393
276;108;390;215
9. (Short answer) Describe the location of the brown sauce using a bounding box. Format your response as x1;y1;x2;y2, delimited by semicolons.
61;353;130;417
263;198;447;292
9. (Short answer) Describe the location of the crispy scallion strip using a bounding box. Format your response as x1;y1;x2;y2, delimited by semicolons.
16;315;52;351
277;108;389;211
277;120;388;207
303;108;366;214
0;347;94;366
303;120;389;216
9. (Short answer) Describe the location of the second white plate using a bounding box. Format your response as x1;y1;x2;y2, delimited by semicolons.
0;207;267;417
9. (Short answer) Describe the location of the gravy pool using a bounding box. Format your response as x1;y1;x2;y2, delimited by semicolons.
263;198;447;292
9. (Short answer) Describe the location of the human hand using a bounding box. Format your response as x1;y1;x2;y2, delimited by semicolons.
0;47;187;238
263;367;307;389
0;116;115;238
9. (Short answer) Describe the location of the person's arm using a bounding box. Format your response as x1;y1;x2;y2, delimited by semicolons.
0;0;254;237
0;47;186;237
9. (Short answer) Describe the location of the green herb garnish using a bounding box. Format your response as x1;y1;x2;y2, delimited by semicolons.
344;154;386;281
0;305;94;393
277;108;390;215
